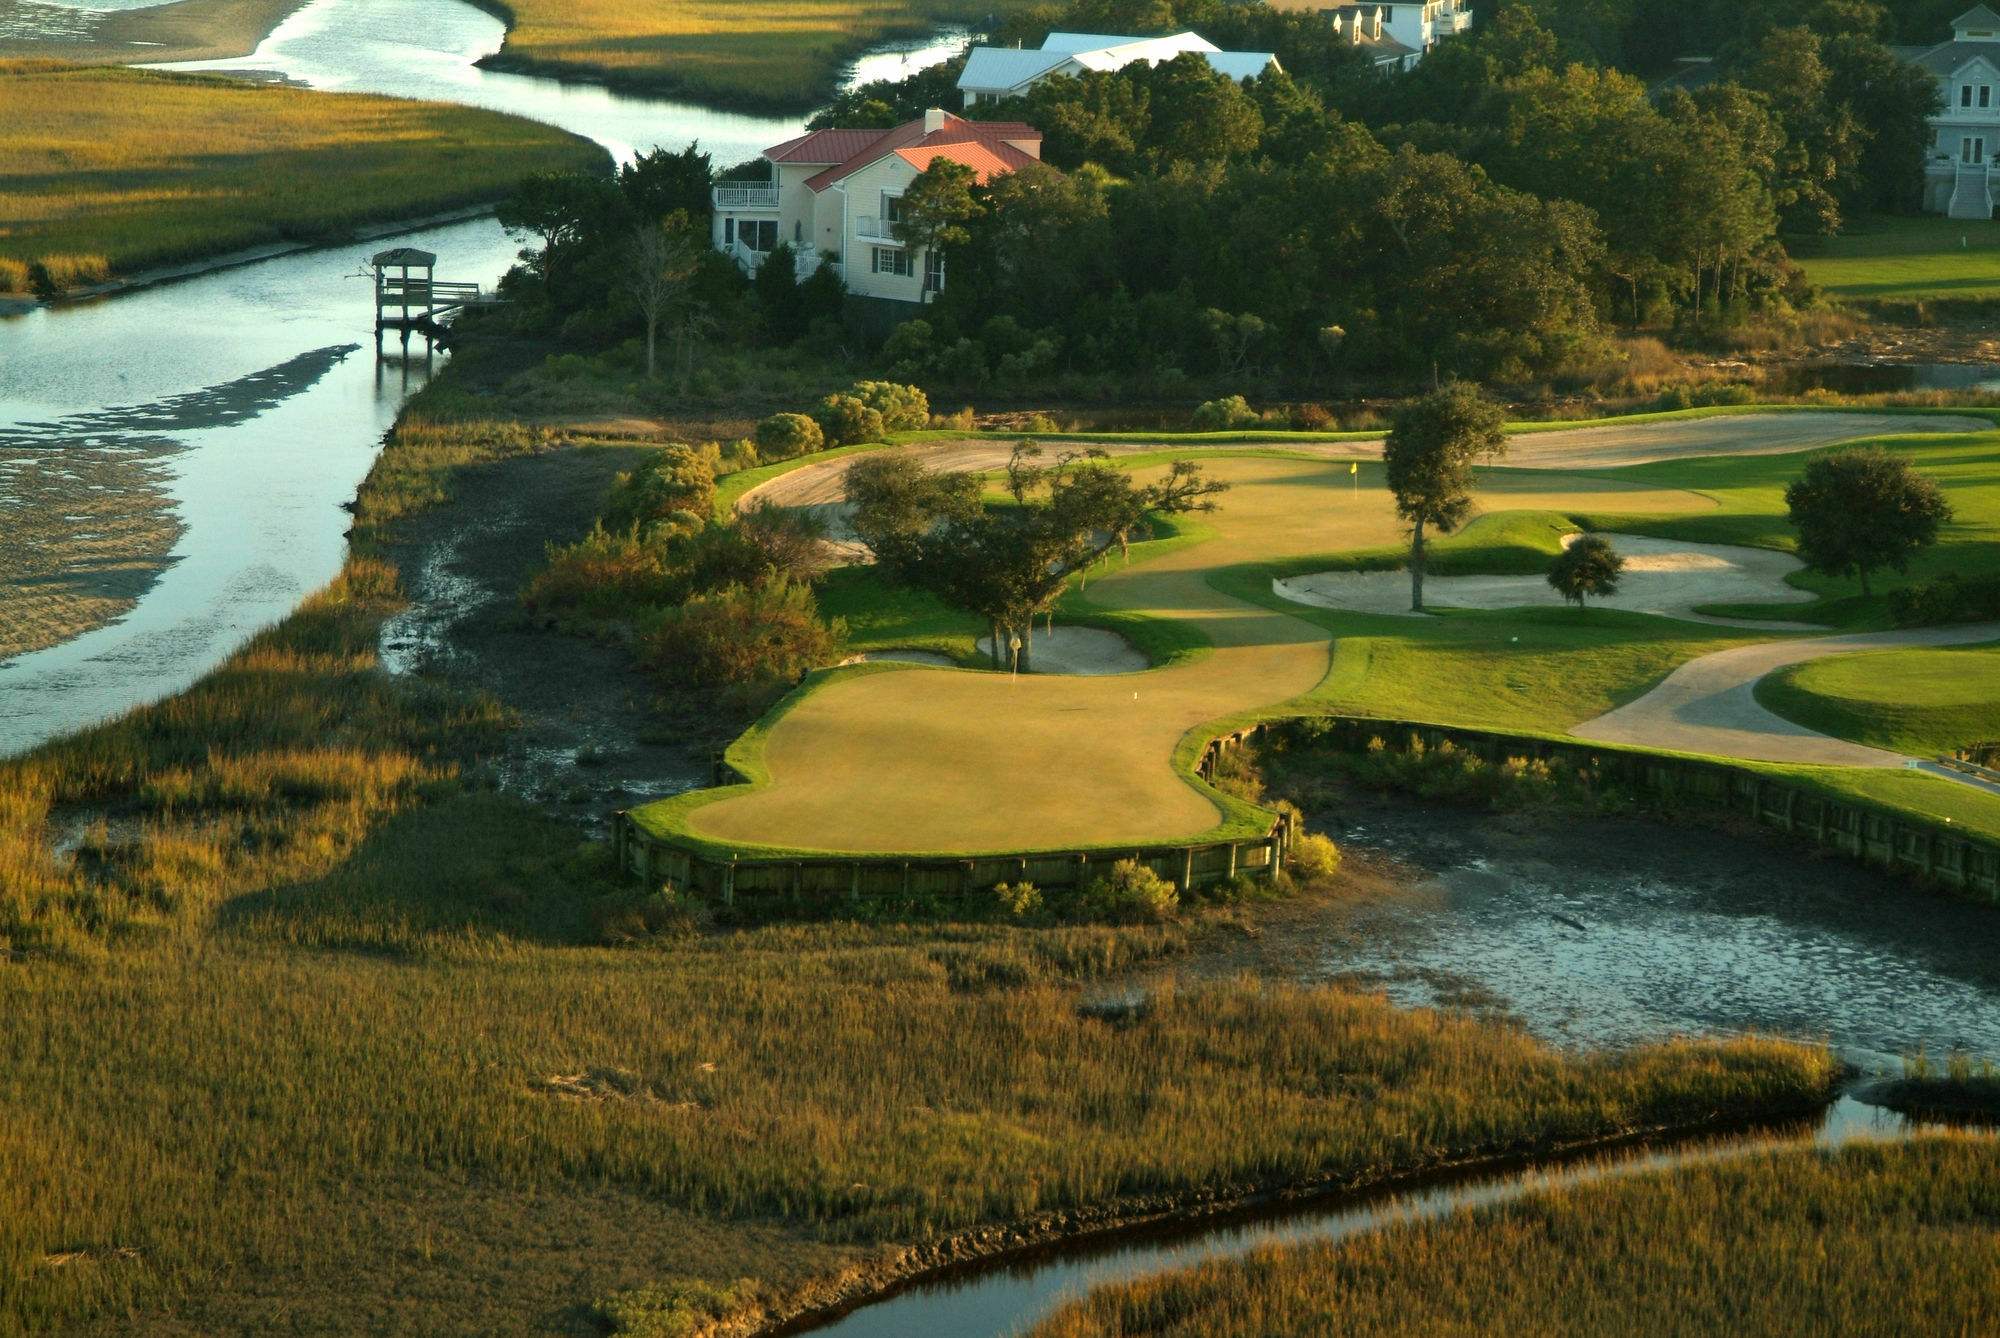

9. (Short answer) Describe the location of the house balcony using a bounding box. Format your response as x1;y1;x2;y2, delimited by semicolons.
729;239;842;281
712;183;780;210
855;215;902;242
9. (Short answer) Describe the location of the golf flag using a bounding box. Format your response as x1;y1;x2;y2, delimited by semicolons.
1350;462;1358;475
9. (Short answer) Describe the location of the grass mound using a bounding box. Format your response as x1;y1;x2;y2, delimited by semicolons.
1756;642;2000;757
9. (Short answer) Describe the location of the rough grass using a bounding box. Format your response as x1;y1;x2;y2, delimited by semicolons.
1028;1137;2000;1338
0;387;1847;1337
0;62;607;286
1794;214;2000;302
1755;643;2000;757
482;0;1024;107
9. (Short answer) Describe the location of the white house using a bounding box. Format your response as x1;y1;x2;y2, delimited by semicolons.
956;31;1281;106
710;109;1044;305
1905;6;2000;216
1256;1;1473;70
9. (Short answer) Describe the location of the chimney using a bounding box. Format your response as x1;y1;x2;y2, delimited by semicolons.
924;107;949;133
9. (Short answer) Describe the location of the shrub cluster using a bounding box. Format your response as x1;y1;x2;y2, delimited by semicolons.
639;578;844;693
602;443;715;538
1889;575;2000;627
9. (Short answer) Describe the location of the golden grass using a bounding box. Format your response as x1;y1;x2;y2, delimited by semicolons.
0;63;607;285
0;390;1843;1335
484;0;1026;106
1030;1136;2000;1338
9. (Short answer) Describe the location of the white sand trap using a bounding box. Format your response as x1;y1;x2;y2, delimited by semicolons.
842;650;957;667
975;625;1149;675
1274;534;1824;628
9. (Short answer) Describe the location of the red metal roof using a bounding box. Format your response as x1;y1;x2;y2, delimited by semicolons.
796;114;1044;192
764;128;887;165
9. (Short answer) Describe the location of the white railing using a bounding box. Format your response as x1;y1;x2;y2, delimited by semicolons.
712;183;780;209
855;215;903;241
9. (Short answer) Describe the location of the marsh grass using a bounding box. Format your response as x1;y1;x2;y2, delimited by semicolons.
0;62;606;284
0;387;1844;1334
1029;1137;2000;1338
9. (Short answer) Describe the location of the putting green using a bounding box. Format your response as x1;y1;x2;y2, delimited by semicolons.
666;455;1715;855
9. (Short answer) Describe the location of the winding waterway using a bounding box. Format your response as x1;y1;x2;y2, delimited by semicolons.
0;0;964;756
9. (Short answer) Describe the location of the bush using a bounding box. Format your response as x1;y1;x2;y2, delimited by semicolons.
1081;859;1179;923
638;578;845;691
520;525;686;621
993;881;1044;918
1289;402;1332;431
847;380;929;432
603;444;715;537
811;394;887;448
1890;575;2000;626
1287;831;1341;882
1193;395;1259;431
754;412;824;461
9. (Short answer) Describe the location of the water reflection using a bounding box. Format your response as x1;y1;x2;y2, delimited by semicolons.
1774;361;2000;396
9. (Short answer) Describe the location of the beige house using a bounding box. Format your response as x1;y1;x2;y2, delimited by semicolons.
1256;1;1472;70
710;110;1043;304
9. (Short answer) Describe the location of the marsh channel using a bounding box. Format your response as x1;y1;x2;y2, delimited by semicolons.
6;8;2000;1333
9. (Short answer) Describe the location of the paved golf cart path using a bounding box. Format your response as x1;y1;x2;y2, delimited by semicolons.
741;412;1989;514
1573;623;2000;785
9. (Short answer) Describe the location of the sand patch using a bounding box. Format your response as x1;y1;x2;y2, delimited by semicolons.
842;649;956;668
976;625;1148;675
1275;535;1822;629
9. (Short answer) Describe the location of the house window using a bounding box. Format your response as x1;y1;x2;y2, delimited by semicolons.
741;219;777;252
883;194;907;226
1984;85;1993;108
925;249;945;293
1965;84;1975;107
724;218;734;245
872;247;912;277
1965;136;1986;165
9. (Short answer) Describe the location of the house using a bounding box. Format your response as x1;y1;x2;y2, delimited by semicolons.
710;109;1043;305
1255;1;1473;70
956;31;1281;107
1904;6;2000;216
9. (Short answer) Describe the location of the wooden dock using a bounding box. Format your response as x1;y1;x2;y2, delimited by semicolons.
371;246;500;346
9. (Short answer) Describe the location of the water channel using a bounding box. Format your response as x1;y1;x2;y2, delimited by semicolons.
0;0;963;756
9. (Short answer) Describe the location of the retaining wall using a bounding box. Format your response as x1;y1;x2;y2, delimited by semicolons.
1205;715;2000;903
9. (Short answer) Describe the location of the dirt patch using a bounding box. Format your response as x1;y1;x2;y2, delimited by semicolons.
1275;534;1820;628
843;650;956;668
377;443;710;829
0;438;183;664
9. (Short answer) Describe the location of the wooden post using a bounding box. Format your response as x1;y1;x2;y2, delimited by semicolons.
723;856;736;907
1180;847;1195;892
1226;843;1238;881
850;863;861;905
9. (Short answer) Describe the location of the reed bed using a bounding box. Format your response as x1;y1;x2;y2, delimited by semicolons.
0;62;606;287
1030;1136;2000;1338
0;394;1843;1335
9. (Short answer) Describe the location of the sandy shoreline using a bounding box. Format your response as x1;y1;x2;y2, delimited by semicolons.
0;0;307;66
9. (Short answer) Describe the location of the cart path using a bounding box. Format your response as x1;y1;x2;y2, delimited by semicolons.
1571;624;2000;779
741;412;1990;513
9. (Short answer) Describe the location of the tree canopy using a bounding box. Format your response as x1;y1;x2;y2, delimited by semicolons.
1784;447;1953;596
1547;534;1626;607
1382;385;1509;611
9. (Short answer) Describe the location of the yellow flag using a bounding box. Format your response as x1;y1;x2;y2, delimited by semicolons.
1350;461;1359;475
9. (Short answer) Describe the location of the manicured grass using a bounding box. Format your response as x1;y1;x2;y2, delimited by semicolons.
1029;1137;2000;1338
1756;642;2000;757
1794;213;2000;302
1758;763;2000;847
482;0;1026;107
0;62;608;289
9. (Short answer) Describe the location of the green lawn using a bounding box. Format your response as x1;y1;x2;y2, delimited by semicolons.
1756;643;2000;757
1793;214;2000;302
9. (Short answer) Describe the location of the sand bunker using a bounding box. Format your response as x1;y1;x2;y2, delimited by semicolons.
1275;534;1823;628
842;649;957;668
975;625;1148;675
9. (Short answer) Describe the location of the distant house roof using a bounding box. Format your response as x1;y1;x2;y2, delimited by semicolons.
1957;5;2000;31
775;112;1044;193
956;30;1279;97
1650;56;1723;94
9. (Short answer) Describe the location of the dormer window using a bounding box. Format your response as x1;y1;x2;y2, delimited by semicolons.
1985;85;1994;107
1965;84;1975;106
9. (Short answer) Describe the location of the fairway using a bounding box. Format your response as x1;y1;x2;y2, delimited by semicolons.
1794;215;2000;301
677;455;1717;853
1757;642;2000;757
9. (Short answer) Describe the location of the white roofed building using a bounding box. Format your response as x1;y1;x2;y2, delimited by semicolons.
1904;6;2000;216
957;32;1281;106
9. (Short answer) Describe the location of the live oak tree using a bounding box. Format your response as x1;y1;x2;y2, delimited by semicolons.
1547;534;1625;608
894;158;983;301
1383;384;1508;612
1784;447;1953;597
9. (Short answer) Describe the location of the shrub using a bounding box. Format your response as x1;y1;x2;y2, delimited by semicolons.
754;412;824;460
811;394;886;448
993;881;1043;918
1082;859;1179;923
638;578;844;690
1890;575;2000;626
847;380;929;432
1193;395;1258;431
882;318;935;379
603;444;715;537
27;253;110;296
520;525;686;621
1288;831;1341;882
1289;402;1332;431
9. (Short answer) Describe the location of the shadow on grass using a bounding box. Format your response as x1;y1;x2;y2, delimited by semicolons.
217;789;625;953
